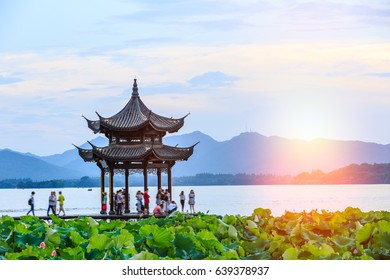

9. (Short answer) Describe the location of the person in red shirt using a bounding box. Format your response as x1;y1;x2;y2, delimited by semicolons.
143;188;150;214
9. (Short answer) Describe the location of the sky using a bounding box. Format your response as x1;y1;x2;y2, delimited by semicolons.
0;0;389;156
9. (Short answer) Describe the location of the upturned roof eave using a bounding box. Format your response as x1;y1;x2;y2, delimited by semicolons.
78;143;196;162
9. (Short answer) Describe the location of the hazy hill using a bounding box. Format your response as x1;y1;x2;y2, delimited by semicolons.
1;131;390;180
165;131;390;176
0;149;84;180
40;137;108;177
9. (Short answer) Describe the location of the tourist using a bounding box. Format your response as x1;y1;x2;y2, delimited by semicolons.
136;199;143;214
47;191;56;216
121;189;126;212
53;191;57;213
179;191;185;212
135;190;143;213
156;189;162;206
136;190;143;204
57;191;66;216
143;188;150;214
167;201;178;214
165;189;171;204
26;191;35;216
117;190;123;215
102;192;107;213
161;189;170;212
153;203;164;217
114;190;119;214
188;189;195;214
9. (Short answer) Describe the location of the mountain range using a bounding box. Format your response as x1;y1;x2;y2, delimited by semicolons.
1;131;390;181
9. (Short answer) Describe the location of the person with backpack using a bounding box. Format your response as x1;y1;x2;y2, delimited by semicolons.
26;191;35;216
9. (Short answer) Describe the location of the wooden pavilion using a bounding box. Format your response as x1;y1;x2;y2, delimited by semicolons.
75;79;196;214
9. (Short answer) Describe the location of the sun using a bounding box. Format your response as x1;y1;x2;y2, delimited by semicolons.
284;109;337;141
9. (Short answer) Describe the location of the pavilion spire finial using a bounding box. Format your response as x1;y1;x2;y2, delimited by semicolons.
132;78;139;97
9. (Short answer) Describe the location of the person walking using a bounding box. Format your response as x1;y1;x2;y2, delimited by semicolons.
179;191;185;212
47;191;56;216
188;189;195;214
53;191;57;214
26;191;35;216
57;191;66;216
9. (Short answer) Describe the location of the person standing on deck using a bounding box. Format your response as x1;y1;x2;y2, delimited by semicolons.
102;192;107;213
188;189;195;214
57;191;66;216
156;189;162;206
143;188;150;214
179;191;185;212
117;190;123;215
47;191;56;216
26;191;35;216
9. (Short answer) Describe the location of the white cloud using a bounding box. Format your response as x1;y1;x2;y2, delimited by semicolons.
1;0;390;154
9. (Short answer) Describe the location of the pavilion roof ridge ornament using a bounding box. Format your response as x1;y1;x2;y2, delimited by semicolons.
132;78;139;97
72;143;81;150
182;112;190;120
192;141;200;148
95;111;104;120
87;140;97;149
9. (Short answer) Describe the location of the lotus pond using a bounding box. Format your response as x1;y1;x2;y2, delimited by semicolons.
0;207;389;260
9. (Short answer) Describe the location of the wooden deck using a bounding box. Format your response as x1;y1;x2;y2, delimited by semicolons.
12;212;196;221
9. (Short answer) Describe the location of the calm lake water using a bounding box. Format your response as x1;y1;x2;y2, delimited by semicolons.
0;184;389;217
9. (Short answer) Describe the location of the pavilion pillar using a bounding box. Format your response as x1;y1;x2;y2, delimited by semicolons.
157;168;162;191
167;164;172;196
100;168;106;214
124;168;130;213
109;168;115;215
143;166;148;192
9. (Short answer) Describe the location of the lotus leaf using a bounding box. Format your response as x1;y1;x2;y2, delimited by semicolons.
130;251;159;260
0;207;389;260
332;235;355;248
282;247;299;260
356;222;374;244
87;234;111;251
222;215;237;225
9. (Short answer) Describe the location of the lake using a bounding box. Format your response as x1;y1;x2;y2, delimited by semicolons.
0;184;389;217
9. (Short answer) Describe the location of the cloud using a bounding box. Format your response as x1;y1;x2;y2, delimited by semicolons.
365;72;390;78
188;71;239;87
65;88;91;93
135;71;239;96
141;83;190;95
0;75;23;85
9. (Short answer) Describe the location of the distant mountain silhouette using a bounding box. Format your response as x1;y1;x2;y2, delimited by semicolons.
1;131;390;180
165;131;390;176
40;136;108;177
0;149;84;180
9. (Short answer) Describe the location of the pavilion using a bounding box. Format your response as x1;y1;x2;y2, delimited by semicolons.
75;79;196;214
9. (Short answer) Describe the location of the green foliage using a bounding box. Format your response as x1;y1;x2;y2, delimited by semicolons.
0;207;389;260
